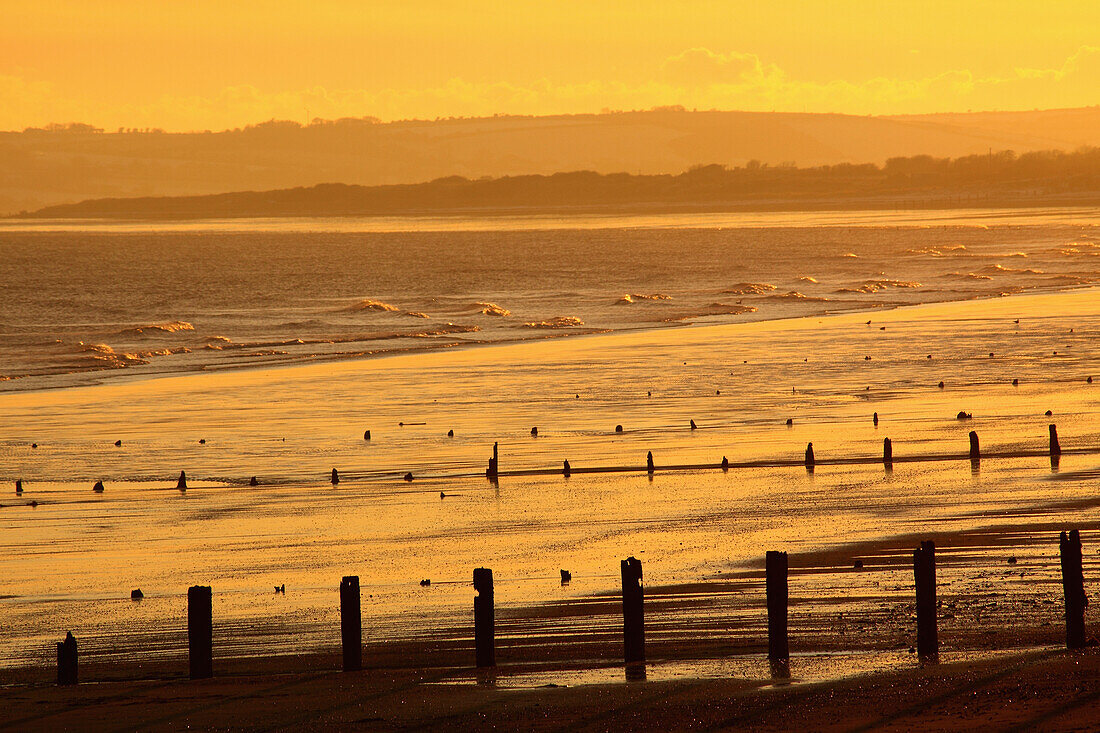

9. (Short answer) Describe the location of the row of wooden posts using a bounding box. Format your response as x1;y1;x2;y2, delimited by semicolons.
54;530;1088;686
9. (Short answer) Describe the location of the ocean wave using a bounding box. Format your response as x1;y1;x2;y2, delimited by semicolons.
412;324;481;336
724;282;777;295
76;342;191;368
766;291;832;302
944;272;993;281
907;245;969;257
617;293;672;304
405;311;430;319
344;298;399;312
699;302;759;315
521;316;585;329
797;276;818;283
120;320;195;337
835;279;921;294
475;302;511;317
977;264;1044;275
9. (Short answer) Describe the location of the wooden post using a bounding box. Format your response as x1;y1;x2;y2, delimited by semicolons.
804;443;815;468
1049;424;1062;456
646;451;654;474
473;568;495;667
621;557;645;665
340;576;362;671
883;438;893;467
331;468;339;485
563;460;571;477
486;443;499;479
913;541;938;660
766;551;789;664
188;585;213;679
968;431;980;461
176;470;187;490
1060;530;1086;649
56;632;77;686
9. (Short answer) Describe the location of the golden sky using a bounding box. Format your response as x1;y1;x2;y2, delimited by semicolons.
2;0;1099;131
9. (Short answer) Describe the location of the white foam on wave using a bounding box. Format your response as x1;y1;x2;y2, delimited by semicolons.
521;316;584;329
475;302;511;317
617;293;673;304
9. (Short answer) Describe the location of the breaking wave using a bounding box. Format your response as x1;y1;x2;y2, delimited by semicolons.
344;298;399;312
121;320;195;337
617;293;673;304
475;302;511;317
521;316;585;329
724;282;777;295
907;245;969;257
766;291;832;302
835;279;922;294
977;265;1044;275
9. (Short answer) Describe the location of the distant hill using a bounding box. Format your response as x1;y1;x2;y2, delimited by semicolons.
4;106;1100;216
21;148;1100;220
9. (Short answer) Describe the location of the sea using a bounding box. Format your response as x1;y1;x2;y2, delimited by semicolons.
2;208;1099;391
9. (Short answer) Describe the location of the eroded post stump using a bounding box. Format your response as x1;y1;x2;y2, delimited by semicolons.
340;576;362;671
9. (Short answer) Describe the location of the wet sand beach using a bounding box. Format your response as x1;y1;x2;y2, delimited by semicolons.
1;282;1098;730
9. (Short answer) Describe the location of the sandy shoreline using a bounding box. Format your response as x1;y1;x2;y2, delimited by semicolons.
2;285;1098;730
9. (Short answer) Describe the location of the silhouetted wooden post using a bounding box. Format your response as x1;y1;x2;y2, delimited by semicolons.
473;568;495;667
968;431;980;461
646;451;654;474
563;460;571;477
621;557;645;665
804;443;815;468
331;468;339;485
883;438;893;467
56;632;77;686
913;541;938;660
1049;424;1062;456
177;470;187;490
188;585;213;679
766;551;789;665
340;576;362;672
486;443;499;479
1060;530;1086;649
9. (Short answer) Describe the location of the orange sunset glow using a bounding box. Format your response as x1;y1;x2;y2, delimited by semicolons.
3;1;1100;130
3;3;1100;732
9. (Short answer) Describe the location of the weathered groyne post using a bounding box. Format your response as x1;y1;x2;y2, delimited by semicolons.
486;443;499;479
804;443;815;470
766;551;789;676
1060;530;1086;650
340;576;362;672
883;438;893;468
331;468;340;485
56;632;77;686
913;541;938;660
621;557;645;667
563;460;571;477
177;471;187;490
1049;424;1062;456
474;568;495;668
188;585;213;679
968;431;980;462
646;451;654;474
